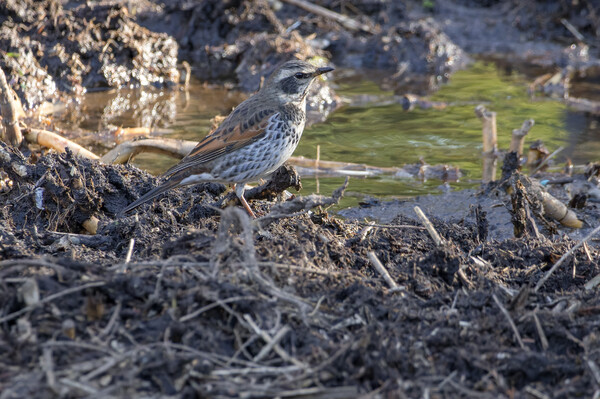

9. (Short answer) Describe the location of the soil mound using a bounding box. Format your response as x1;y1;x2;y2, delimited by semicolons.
1;144;599;397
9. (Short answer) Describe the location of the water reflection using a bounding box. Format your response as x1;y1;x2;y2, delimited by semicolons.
54;61;599;207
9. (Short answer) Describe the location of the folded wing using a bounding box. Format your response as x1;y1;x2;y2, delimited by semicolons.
164;108;278;178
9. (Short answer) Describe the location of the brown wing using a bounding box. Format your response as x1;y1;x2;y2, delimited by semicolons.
163;107;278;178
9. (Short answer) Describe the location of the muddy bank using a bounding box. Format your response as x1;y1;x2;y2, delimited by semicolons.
432;0;598;66
140;0;469;94
3;0;598;126
0;0;179;111
1;142;600;397
0;0;471;112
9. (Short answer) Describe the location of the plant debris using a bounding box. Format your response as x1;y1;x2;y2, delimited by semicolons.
1;141;600;398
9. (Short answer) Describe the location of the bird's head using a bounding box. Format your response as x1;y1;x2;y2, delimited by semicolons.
262;60;334;105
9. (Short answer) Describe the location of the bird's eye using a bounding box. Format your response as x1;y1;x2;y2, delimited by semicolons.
294;72;308;79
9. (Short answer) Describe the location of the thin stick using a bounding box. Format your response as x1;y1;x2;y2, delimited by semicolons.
259;262;352;277
565;96;600;114
414;206;445;246
152;261;169;299
588;359;600;385
289;155;398;173
180;296;255;323
358;222;425;230
99;301;121;338
316;144;320;193
457;269;474;289
41;347;56;389
257;0;285;33
59;378;98;395
80;356;120;382
583;242;593;262
316;144;320;169
281;0;373;32
524;386;550;399
211;364;302;376
42;340;116;356
535;224;600;292
181;61;191;90
101;137;419;178
0;281;106;324
101;138;195;164
585;273;600;291
367;251;400;291
561;18;586;42
492;294;526;350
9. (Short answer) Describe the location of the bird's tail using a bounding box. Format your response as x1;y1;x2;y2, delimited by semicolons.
120;178;181;215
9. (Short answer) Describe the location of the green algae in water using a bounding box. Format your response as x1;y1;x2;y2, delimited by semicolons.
295;61;573;207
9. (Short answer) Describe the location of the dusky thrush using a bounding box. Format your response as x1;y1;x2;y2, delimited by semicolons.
121;60;334;217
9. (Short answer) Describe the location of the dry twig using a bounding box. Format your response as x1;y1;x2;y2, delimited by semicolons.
532;310;549;351
367;251;401;291
531;146;564;175
414;206;445;246
101;138;195;164
535;224;600;292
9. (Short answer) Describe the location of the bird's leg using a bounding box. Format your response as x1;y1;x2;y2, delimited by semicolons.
235;183;256;219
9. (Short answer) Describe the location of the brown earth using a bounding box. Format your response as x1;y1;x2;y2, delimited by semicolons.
1;141;600;398
1;0;600;398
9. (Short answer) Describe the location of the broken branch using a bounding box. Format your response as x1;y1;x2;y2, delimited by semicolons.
101;138;195;164
509;119;534;156
475;105;498;183
25;128;99;160
0;67;24;146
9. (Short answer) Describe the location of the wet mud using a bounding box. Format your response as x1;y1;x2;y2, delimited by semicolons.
0;0;179;111
2;0;600;398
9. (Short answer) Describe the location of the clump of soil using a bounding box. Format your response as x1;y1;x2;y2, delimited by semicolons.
0;0;179;110
1;142;600;397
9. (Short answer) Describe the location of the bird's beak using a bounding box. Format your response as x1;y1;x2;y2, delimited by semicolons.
314;66;334;76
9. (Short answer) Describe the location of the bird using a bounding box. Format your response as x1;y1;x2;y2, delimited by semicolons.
121;60;334;218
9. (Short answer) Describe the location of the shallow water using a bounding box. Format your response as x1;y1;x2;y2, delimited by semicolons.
298;61;598;204
73;60;599;208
